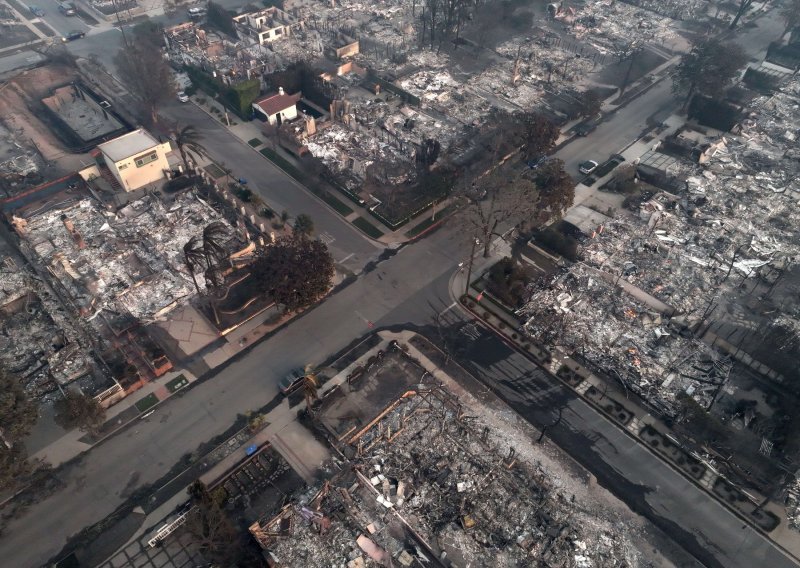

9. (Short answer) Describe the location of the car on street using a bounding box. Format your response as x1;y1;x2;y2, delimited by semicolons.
63;30;85;41
177;91;189;103
29;6;45;17
526;155;547;169
58;1;76;15
575;122;597;137
279;367;306;395
578;160;599;174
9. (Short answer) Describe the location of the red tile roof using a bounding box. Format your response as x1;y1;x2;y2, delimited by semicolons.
253;91;301;116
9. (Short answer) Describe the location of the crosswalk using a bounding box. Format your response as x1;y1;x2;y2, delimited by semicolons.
318;231;335;245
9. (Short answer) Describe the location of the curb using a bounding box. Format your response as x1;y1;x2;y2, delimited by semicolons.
454;289;798;564
189;99;388;247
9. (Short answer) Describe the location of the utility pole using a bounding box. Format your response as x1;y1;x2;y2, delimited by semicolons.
464;235;478;296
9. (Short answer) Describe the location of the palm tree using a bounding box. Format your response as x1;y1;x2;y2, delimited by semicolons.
173;124;206;173
302;365;320;415
183;236;204;294
293;214;314;239
202;222;229;271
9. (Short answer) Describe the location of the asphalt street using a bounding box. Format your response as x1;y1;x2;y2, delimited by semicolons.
425;314;797;568
18;0;90;38
163;101;382;274
0;7;794;567
0;224;470;568
554;10;785;180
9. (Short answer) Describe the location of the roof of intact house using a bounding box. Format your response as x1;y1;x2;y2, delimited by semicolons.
97;129;161;163
252;91;301;116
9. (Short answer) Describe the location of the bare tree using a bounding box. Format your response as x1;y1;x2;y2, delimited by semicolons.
461;167;540;257
780;0;800;38
185;481;241;565
114;37;176;124
729;0;755;29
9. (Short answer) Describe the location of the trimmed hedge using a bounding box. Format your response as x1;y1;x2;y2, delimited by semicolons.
688;95;741;132
184;65;257;120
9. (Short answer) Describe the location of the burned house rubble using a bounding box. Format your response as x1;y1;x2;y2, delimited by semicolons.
3;173;252;402
165;0;696;216
523;69;800;414
250;345;645;567
10;188;238;323
0;256;94;400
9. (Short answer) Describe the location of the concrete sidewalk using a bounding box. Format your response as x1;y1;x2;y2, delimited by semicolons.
29;296;327;469
191;96;461;245
447;241;800;565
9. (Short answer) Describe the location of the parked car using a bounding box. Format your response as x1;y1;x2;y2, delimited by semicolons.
279;367;306;395
177;91;189;103
63;30;85;41
58;2;76;15
526;155;547;169
29;6;45;17
575;122;597;137
578;160;599;175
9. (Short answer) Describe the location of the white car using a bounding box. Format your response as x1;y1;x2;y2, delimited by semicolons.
578;160;599;175
177;92;189;103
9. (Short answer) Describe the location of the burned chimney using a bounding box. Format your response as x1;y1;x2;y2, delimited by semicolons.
61;214;86;249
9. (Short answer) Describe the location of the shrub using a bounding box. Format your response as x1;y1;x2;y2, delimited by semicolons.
533;225;580;261
485;257;534;308
743;68;779;93
688;95;742;132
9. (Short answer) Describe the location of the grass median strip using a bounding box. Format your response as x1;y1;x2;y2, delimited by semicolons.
405;203;458;238
321;191;354;216
352;216;384;239
135;393;159;413
204;163;226;179
259;147;303;179
165;374;189;393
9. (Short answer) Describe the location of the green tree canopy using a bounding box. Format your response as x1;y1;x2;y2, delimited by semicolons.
672;38;746;105
531;159;575;219
53;390;106;434
250;236;334;311
207;2;237;37
293;214;315;238
0;368;38;443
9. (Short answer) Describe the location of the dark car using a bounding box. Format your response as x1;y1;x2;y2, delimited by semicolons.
279;367;306;395
526;155;547;170
29;6;45;17
63;30;85;41
58;2;76;15
575;122;597;137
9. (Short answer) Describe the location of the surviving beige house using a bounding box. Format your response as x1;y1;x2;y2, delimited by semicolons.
96;129;172;192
